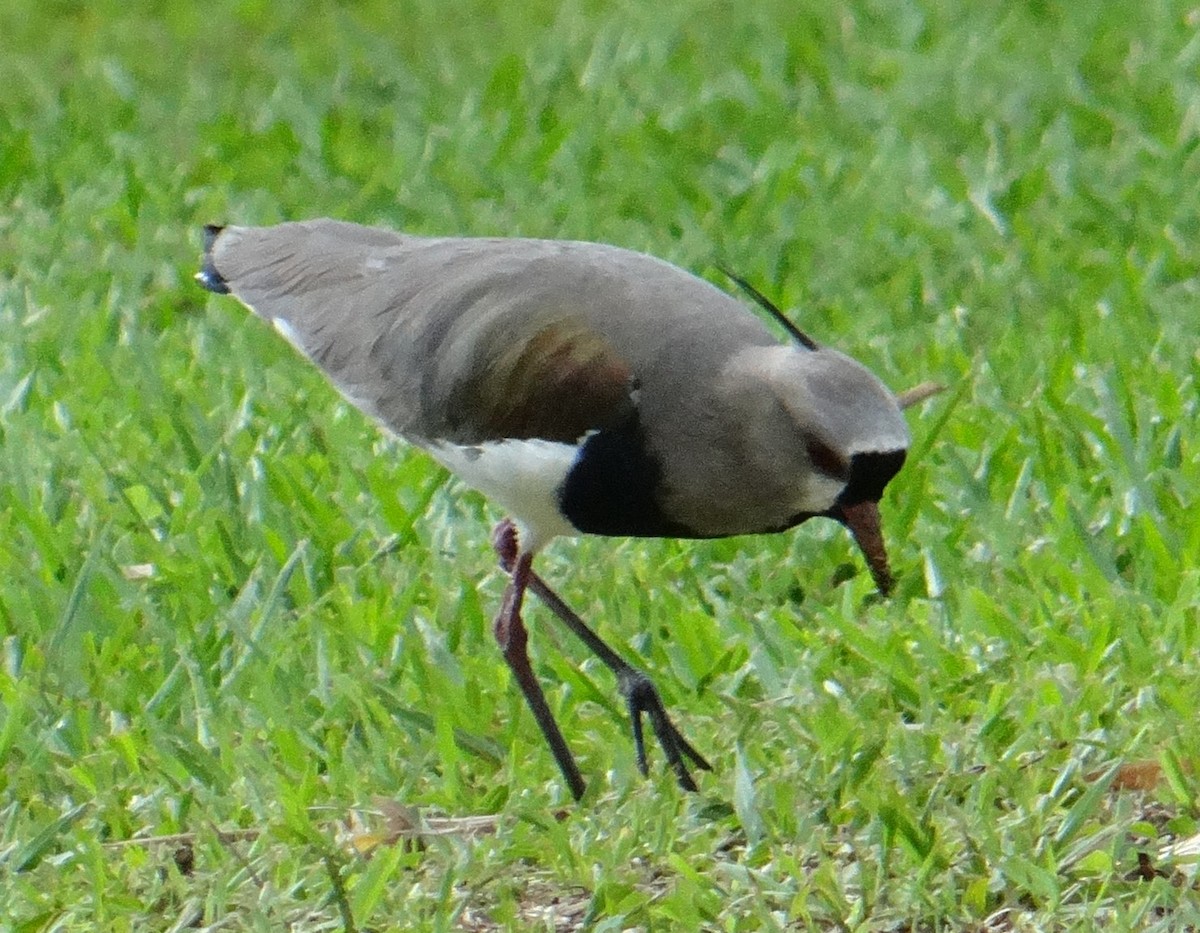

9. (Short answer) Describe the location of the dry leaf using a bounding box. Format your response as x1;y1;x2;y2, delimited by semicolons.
342;798;505;856
1107;760;1164;792
1164;831;1200;861
896;381;945;410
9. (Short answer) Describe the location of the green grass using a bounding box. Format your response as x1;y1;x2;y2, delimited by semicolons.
2;0;1199;928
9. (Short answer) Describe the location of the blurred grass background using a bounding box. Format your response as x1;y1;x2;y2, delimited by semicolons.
1;0;1198;928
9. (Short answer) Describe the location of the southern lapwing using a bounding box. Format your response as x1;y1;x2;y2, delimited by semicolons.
196;218;912;801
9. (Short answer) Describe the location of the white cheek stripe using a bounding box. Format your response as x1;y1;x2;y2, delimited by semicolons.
426;438;582;553
796;472;847;515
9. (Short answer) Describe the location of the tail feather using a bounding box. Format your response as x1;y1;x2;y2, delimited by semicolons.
194;224;230;294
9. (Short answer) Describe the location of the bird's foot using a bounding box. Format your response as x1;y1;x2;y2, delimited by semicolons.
617;668;712;792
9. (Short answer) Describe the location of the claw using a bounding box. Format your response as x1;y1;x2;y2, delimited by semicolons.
619;669;712;792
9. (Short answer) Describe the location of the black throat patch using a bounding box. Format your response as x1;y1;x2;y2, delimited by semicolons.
558;419;692;538
839;449;907;505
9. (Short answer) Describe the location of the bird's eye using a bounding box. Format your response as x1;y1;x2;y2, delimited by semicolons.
805;437;849;478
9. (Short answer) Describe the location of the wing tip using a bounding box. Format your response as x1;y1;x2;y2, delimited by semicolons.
195;224;230;295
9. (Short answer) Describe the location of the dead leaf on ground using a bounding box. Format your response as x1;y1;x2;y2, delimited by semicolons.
343;798;511;856
1163;831;1200;861
1104;760;1164;792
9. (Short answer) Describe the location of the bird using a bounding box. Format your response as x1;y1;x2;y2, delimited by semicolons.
195;218;913;801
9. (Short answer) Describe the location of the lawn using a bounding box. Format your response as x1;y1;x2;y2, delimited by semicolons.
2;0;1198;929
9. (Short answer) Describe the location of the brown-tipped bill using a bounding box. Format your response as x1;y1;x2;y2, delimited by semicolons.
837;499;893;595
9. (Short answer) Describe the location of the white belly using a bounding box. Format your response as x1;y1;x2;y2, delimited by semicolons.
426;438;582;553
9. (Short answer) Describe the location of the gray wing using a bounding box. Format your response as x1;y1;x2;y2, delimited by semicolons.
199;219;777;448
198;220;910;539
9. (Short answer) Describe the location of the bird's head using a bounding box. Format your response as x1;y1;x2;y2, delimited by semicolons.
727;343;909;593
794;347;908;594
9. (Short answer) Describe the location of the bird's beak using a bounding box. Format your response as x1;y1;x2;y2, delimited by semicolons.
836;500;894;596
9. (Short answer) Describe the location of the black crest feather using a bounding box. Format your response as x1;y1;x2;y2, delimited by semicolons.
719;268;818;351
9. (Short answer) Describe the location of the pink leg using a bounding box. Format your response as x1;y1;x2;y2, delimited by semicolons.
491;523;587;801
492;519;710;795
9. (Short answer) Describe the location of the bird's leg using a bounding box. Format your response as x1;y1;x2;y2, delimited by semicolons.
490;524;587;802
525;573;712;791
492;519;711;793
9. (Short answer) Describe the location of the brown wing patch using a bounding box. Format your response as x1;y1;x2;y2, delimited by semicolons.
450;320;636;443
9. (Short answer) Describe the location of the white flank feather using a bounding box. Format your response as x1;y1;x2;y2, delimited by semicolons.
427;438;582;553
